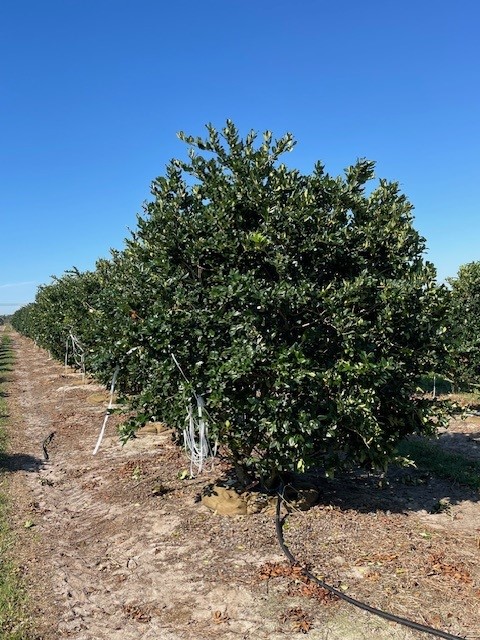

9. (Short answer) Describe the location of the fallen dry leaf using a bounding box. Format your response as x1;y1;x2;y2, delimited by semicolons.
212;610;230;624
282;607;313;634
122;603;152;623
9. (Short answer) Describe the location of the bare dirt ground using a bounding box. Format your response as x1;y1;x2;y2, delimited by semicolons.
3;331;480;639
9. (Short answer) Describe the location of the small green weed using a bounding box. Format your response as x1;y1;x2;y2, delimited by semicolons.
431;497;452;514
131;465;142;481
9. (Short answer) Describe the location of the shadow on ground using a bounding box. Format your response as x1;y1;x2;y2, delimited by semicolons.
305;462;479;516
0;452;44;472
439;430;480;454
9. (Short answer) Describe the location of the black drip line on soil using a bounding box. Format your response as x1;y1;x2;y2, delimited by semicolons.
275;487;466;640
42;431;55;461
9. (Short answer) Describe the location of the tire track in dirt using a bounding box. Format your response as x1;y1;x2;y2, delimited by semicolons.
8;332;473;640
7;334;288;640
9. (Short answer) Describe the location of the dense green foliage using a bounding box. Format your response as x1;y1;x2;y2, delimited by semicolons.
446;261;480;390
11;270;103;369
12;122;449;483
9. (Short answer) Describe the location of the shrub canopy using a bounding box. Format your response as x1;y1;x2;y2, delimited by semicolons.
446;261;480;390
12;122;449;484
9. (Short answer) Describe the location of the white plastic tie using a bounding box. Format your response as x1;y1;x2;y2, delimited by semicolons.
65;331;85;380
171;353;216;476
93;365;120;455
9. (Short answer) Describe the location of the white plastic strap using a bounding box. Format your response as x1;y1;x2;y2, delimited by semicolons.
93;365;120;455
65;331;85;379
171;353;216;476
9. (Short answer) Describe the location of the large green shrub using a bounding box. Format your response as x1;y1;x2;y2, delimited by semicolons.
89;121;448;483
12;122;449;485
446;262;480;390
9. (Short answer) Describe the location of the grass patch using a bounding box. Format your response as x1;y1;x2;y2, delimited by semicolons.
0;332;34;639
397;437;480;489
417;374;480;407
446;391;480;410
417;373;453;395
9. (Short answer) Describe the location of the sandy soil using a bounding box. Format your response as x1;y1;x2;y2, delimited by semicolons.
3;331;480;639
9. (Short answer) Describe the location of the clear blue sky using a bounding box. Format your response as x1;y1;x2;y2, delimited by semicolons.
1;0;479;312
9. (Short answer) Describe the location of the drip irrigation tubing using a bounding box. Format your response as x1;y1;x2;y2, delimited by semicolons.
275;489;466;640
42;431;56;461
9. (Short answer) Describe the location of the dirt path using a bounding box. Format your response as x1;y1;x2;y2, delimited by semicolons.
4;332;480;639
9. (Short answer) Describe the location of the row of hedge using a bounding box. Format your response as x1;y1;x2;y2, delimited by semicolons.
12;122;452;485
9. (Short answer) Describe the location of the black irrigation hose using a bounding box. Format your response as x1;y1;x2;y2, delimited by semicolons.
275;490;466;640
42;431;56;461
